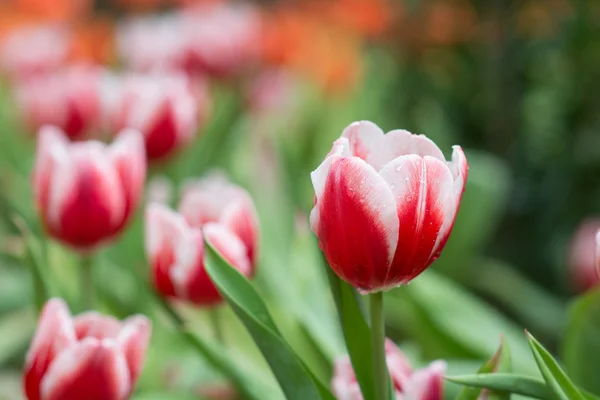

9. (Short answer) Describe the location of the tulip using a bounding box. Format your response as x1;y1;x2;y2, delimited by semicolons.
179;173;259;271
310;120;468;294
108;73;208;161
117;14;187;73
145;203;252;306
33;126;146;250
568;218;600;292
16;65;102;140
23;298;151;400
331;339;446;400
182;3;261;78
1;25;71;80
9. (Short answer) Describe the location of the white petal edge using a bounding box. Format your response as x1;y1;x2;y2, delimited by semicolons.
25;298;76;367
145;202;191;259
378;154;454;281
40;337;131;400
309;138;351;234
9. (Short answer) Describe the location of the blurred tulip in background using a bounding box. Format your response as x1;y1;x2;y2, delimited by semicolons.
32;126;146;250
24;298;151;400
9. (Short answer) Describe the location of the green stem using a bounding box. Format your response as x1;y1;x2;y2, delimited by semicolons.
371;292;388;400
209;308;225;343
81;255;94;310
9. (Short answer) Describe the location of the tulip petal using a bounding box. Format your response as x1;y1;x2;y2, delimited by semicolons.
51;143;125;248
33;126;70;220
385;339;413;385
144;103;179;160
403;361;446;400
24;299;76;400
145;203;192;298
428;146;469;264
117;315;152;384
73;312;121;340
40;338;131;400
379;155;454;287
180;223;252;305
311;154;398;293
178;172;240;227
220;194;259;269
341;121;445;170
168;225;205;303
109;128;147;227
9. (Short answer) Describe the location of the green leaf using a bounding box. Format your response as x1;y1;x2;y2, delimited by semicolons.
390;271;535;373
449;374;600;400
0;308;36;366
204;240;334;400
182;330;280;400
562;286;600;394
526;331;585;400
14;217;49;311
457;337;512;400
325;265;375;400
448;373;552;399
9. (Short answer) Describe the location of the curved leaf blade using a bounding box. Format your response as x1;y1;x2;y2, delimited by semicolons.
526;331;585;400
457;337;512;400
448;373;551;399
204;240;334;400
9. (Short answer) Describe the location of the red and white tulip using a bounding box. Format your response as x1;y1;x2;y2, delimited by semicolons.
1;25;71;80
311;121;468;293
145;203;252;306
33;126;146;250
108;73;208;161
117;14;187;73
16;65;102;140
332;339;446;400
181;3;261;78
179;173;259;270
23;298;151;400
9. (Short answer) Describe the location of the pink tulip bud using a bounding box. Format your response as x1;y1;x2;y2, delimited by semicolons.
15;65;102;140
108;73;208;161
145;203;252;306
310;121;468;293
33;126;146;250
332;339;445;400
23;298;151;400
1;25;71;80
568;218;600;292
179;173;259;272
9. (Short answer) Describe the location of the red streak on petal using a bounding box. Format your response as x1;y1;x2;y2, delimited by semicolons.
388;159;447;285
57;165;117;248
145;104;179;161
152;242;177;298
43;343;128;400
317;158;392;291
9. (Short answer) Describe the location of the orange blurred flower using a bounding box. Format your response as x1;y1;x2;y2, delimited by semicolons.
421;0;476;46
261;6;364;94
70;18;116;65
303;0;395;39
6;0;90;22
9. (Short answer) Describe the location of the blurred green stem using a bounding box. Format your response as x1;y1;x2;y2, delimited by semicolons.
81;255;94;310
371;292;388;400
210;308;224;343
